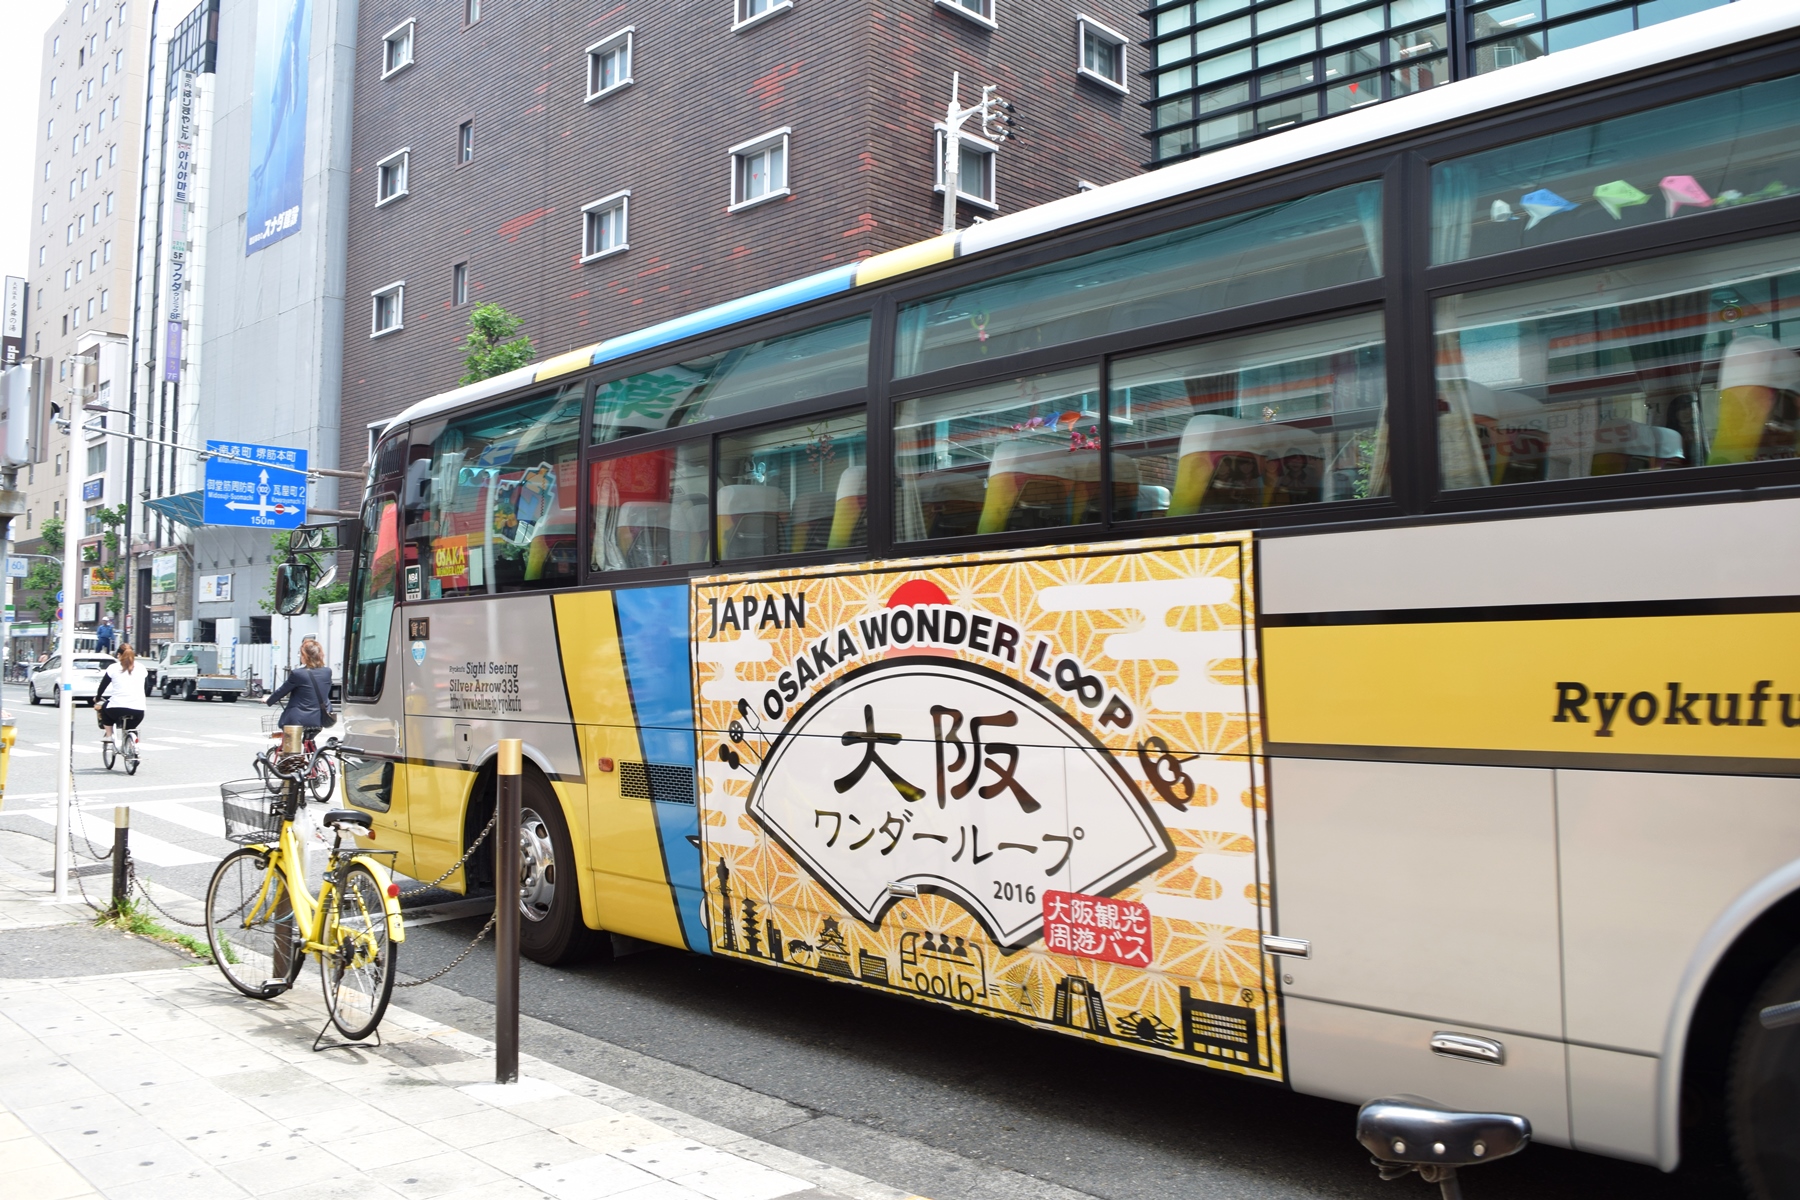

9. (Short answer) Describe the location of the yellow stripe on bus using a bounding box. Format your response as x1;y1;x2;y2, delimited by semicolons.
553;590;688;948
534;344;604;382
1263;612;1800;762
854;233;958;287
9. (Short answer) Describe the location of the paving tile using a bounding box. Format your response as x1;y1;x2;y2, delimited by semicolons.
611;1141;742;1181
520;1152;664;1200
609;1180;712;1200
1;1158;103;1199
502;1094;616;1130
364;1149;514;1200
58;1139;212;1190
466;1127;605;1174
555;1112;682;1154
178;1120;315;1167
256;1177;412;1200
415;1106;544;1148
432;1178;551;1200
40;1111;172;1159
213;1140;359;1192
106;1166;254;1200
10;1093;141;1135
318;1123;455;1171
672;1160;814;1200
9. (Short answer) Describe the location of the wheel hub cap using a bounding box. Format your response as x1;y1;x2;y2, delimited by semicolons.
518;807;555;922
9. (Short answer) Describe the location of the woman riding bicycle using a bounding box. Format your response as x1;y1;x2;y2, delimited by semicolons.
94;644;149;744
268;638;333;734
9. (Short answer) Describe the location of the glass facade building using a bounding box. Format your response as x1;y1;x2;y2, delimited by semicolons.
1147;0;1742;164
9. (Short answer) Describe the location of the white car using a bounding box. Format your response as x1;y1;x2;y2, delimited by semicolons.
28;655;115;706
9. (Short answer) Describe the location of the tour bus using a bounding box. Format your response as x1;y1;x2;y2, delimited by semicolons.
325;4;1800;1193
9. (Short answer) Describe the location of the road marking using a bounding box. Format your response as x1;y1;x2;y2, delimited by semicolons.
12;806;215;866
6;746;46;757
3;781;242;801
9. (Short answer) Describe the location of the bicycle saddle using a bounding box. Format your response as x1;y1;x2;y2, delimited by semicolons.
322;809;374;833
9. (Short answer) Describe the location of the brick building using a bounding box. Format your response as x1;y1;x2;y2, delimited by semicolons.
338;0;1150;472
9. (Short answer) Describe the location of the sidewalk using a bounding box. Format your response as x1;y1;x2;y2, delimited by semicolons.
0;837;924;1200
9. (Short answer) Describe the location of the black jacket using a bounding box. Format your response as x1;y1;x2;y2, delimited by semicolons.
269;666;333;729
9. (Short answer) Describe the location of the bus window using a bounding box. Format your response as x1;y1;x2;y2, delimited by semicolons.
716;411;867;561
893;180;1382;378
894;366;1102;542
592;316;870;444
419;387;582;596
1432;72;1800;264
1435;233;1800;490
346;497;398;700
591;443;710;571
1110;311;1389;514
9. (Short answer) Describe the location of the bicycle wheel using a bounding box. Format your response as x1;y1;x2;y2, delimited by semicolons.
124;732;140;776
101;735;116;770
321;862;396;1040
307;752;336;804
205;848;304;999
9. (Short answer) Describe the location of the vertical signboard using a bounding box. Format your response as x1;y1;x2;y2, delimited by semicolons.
2;277;24;366
172;71;196;205
245;0;312;254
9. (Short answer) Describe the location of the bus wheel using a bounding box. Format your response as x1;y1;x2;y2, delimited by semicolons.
1729;943;1800;1198
514;786;597;966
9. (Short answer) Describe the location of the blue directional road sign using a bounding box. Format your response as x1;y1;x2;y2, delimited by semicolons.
203;440;308;529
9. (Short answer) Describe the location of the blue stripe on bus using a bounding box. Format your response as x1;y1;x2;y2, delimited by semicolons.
589;264;860;369
614;584;709;954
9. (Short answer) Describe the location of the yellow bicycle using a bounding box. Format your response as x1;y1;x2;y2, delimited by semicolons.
205;757;404;1041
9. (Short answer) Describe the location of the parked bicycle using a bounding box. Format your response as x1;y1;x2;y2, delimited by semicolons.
205;744;404;1041
255;713;337;802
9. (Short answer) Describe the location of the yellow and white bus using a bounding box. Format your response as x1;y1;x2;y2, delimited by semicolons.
327;4;1800;1192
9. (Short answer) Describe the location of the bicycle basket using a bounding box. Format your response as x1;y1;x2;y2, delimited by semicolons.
260;713;283;735
220;778;298;844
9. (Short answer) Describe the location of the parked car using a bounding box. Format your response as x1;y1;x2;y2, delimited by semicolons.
28;654;116;706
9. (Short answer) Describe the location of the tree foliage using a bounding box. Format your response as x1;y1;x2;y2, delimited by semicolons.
459;302;534;385
20;516;63;624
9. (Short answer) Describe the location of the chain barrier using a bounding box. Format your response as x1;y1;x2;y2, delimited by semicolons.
397;909;498;988
399;810;497;898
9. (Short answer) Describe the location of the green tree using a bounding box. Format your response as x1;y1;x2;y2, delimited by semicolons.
258;529;349;616
87;504;129;618
20;517;63;624
459;302;534;385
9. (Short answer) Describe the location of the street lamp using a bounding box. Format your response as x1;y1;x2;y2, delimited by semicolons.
940;72;1015;235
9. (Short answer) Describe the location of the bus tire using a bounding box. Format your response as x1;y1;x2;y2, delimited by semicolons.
1729;942;1800;1199
515;783;598;966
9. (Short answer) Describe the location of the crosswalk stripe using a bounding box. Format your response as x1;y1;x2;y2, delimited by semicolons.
13;805;216;866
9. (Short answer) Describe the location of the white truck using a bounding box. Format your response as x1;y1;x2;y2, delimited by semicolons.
154;642;248;701
319;601;347;704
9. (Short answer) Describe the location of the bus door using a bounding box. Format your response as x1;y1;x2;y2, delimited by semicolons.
339;493;412;858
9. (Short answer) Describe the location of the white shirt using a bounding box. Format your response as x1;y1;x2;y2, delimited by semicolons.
100;662;149;711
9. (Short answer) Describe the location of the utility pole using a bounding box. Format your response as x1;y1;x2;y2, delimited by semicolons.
939;71;1015;236
53;354;93;901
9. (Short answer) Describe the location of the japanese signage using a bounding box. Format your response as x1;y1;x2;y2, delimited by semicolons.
164;320;182;383
172;71;197;205
2;276;24;366
245;0;311;254
167;244;187;321
82;478;103;502
692;534;1278;1079
202;440;307;529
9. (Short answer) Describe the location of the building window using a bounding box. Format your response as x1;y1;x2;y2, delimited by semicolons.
105;191;114;214
382;20;415;76
47;119;54;139
98;108;107;131
64;269;72;290
934;128;998;208
86;298;95;318
376;148;410;204
465;0;480;24
101;62;108;84
581;191;629;260
735;0;793;29
102;240;111;262
66;224;74;244
586;28;633;100
41;204;48;224
458;120;473;163
729;128;790;210
110;96;119;118
78;214;86;234
99;289;108;312
81;168;89;189
1077;16;1128;92
452;261;468;305
50;77;58;96
935;0;995;28
371;282;405;336
108;144;117;166
87;444;106;475
89;250;97;270
38;246;45;265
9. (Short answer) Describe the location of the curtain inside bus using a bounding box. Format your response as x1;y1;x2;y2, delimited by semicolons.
892;180;1383;378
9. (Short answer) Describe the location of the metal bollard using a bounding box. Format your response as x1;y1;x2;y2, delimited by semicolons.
495;739;522;1084
111;807;129;913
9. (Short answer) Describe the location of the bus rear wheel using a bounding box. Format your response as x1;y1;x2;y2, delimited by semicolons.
514;785;598;966
1730;943;1800;1198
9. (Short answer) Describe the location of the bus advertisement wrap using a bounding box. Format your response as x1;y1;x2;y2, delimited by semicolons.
690;534;1280;1079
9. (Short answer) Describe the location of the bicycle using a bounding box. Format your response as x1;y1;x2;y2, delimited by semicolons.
204;768;404;1041
99;714;141;776
255;714;337;803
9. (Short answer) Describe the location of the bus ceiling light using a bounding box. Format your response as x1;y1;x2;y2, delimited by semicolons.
1356;1095;1529;1200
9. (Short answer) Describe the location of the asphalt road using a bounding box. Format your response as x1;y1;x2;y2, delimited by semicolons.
0;692;1737;1200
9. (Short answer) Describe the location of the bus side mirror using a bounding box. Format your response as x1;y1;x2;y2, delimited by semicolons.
274;562;311;617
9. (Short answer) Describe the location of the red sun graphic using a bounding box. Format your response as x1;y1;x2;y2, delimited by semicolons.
887;579;949;608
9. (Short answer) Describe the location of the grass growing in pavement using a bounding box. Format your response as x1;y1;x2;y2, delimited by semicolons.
96;899;230;963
